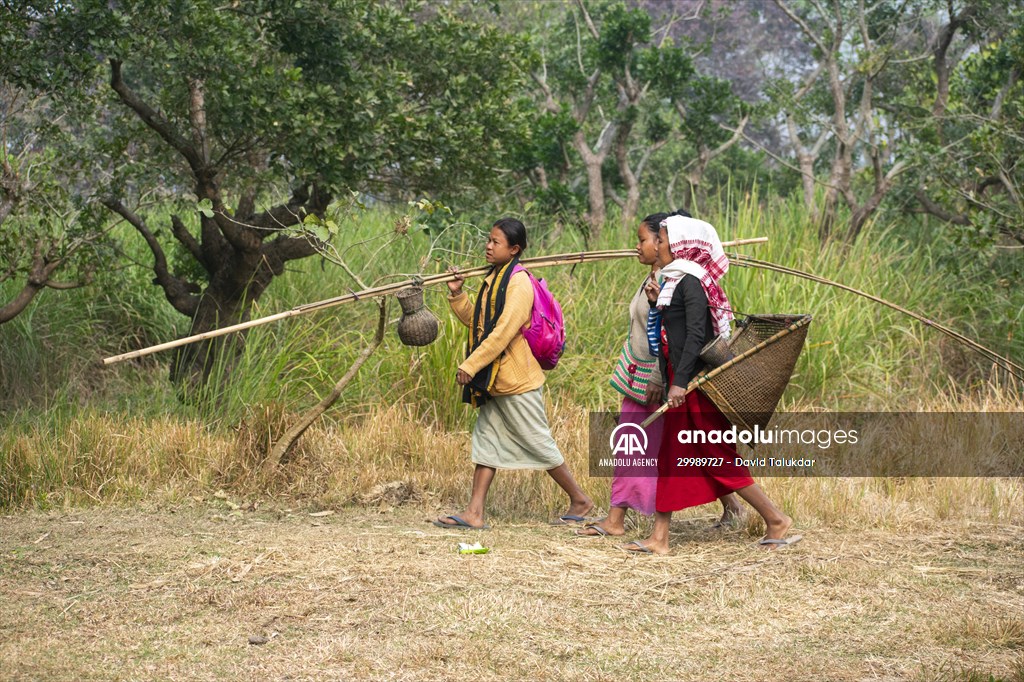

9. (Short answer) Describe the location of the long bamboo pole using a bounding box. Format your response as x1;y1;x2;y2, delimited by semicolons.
102;239;768;365
729;254;1024;382
101;238;1023;384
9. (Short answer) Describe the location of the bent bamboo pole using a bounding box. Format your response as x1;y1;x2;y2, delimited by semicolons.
729;254;1024;382
102;238;1022;384
101;238;768;365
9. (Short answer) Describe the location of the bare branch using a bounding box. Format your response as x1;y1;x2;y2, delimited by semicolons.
707;115;749;161
109;60;204;176
998;169;1022;209
914;189;970;225
264;298;388;471
261;233;320;267
236;187;257;221
991;62;1021;120
729;122;843;193
44;278;91;291
575;68;603;123
931;4;976;118
188;78;210;166
170;214;209;272
102;198;200;316
773;0;828;54
530;66;560;114
0;240;92;323
0;281;45;323
574;0;601;40
635;137;671;180
793;62;824;101
605;181;624;208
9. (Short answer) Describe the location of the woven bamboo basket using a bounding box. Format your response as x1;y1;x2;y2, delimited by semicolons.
395;286;439;346
698;334;735;367
697;314;812;433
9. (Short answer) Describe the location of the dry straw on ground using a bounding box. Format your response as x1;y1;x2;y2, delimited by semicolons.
2;391;1022;679
2;504;1022;681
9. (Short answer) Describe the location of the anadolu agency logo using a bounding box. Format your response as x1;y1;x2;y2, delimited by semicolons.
609;422;648;457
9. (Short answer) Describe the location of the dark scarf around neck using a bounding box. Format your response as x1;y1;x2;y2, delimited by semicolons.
462;257;520;407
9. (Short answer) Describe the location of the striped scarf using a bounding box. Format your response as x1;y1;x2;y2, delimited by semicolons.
656;215;734;339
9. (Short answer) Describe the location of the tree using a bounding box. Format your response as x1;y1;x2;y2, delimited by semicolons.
899;2;1024;248
524;0;748;235
12;0;532;389
0;15;107;325
769;0;915;242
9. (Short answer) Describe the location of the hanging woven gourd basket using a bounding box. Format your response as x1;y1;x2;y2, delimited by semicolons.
395;286;440;346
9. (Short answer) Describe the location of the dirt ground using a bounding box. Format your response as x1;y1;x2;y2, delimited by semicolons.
2;500;1023;682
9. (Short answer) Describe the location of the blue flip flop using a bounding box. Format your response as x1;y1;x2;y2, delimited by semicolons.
432;515;490;531
549;514;588;526
575;523;611;537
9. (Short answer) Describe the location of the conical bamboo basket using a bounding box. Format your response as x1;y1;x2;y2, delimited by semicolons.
698;314;812;433
642;314;813;432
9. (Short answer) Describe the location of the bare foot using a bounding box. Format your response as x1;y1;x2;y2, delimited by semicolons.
554;497;594;525
620;537;670;555
575;519;625;537
564;496;594;519
709;507;747;531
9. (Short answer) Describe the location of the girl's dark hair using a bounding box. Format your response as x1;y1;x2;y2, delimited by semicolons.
640;208;692;235
492;217;528;254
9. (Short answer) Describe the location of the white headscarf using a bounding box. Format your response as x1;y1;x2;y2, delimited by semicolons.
656;215;734;338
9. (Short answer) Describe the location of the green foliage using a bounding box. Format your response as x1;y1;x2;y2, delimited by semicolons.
594;2;652;71
2;0;1022;401
16;0;532;200
892;15;1024;249
4;196;1018;422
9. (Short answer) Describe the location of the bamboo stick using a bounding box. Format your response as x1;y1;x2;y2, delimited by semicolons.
729;254;1024;382
102;239;767;365
102;237;1022;385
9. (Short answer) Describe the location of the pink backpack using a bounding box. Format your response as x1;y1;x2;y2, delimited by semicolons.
512;264;565;370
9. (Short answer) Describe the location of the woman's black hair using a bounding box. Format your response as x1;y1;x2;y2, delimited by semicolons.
640;208;692;235
492;217;528;254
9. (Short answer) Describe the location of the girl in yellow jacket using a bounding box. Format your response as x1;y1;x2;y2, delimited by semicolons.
433;218;592;530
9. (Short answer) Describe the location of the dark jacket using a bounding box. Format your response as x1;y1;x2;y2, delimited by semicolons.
657;274;715;388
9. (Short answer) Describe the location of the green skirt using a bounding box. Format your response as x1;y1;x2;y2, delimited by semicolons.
471;388;564;470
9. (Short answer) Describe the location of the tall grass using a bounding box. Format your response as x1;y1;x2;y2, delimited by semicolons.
1;190;1021;511
3;390;1022;529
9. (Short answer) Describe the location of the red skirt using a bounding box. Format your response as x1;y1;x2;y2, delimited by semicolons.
655;389;755;513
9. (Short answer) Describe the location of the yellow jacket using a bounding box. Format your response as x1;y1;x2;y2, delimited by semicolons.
449;269;544;396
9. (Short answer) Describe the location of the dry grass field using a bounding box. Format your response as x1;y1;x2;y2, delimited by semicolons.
3;497;1023;681
3;392;1022;680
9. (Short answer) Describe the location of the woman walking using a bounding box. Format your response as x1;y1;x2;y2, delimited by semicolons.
434;218;593;530
622;214;800;554
578;212;743;537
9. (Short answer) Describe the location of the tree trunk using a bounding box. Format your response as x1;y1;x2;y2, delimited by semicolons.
170;294;249;394
578;150;606;240
169;248;277;392
616;146;641;228
819;186;839;242
106;61;330;393
572;120;616;241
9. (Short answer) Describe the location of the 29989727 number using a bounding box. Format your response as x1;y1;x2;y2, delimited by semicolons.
676;457;725;467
